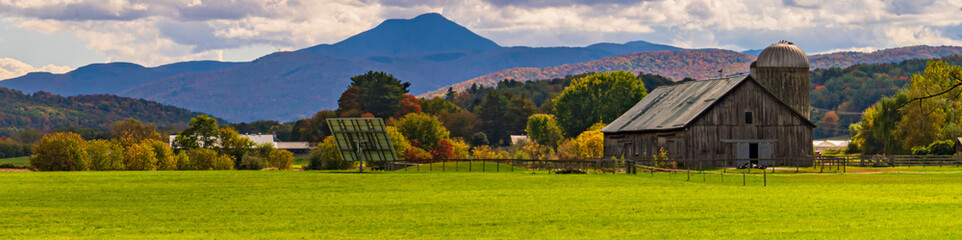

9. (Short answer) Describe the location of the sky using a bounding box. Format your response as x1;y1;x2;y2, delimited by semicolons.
1;0;961;80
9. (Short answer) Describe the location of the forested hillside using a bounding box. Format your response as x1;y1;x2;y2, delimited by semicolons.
810;55;962;139
0;87;218;136
422;49;753;97
425;46;962;98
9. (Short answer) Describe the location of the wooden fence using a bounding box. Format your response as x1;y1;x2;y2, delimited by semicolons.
815;155;962;168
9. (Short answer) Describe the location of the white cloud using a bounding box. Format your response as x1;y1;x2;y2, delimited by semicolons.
0;57;72;80
0;0;960;66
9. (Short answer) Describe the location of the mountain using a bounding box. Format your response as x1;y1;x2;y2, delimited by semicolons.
300;13;500;58
0;87;219;135
808;45;962;69
0;13;685;122
742;49;763;55
423;45;962;97
4;12;961;123
0;61;241;96
586;40;683;55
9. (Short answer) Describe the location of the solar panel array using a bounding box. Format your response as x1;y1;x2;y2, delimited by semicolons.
326;118;398;161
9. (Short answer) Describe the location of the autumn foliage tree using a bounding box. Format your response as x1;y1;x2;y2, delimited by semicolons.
30;132;90;171
553;71;647;137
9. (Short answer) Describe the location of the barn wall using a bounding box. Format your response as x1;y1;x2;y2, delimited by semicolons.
684;80;812;162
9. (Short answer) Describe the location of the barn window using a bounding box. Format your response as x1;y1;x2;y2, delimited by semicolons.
745;111;754;124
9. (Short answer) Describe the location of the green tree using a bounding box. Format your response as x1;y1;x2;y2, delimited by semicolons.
474;91;510;145
174;115;220;150
110;118;163;148
30;132;90;171
420;97;461;115
506;93;536;140
218;128;254;167
306;136;356;170
394;113;450;149
526;114;564;148
553;71;647;137
293;110;337;143
440;111;480;141
348;71;411;118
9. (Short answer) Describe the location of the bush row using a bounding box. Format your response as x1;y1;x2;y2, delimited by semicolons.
29;132;294;171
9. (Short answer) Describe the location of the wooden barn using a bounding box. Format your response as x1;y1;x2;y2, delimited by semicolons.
602;41;815;167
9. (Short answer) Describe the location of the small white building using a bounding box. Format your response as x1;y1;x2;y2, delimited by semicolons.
169;134;312;153
813;140;850;151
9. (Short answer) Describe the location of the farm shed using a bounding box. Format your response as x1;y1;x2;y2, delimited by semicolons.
602;41;815;167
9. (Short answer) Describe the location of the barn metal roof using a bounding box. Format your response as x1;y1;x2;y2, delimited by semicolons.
602;74;814;133
602;75;749;133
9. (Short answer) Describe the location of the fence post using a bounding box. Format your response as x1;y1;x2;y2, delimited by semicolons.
763;169;767;187
497;160;500;172
482;160;486;172
469;160;472;172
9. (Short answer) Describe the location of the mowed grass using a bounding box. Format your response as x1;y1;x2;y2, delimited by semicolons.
2;170;962;239
0;156;29;167
397;161;528;172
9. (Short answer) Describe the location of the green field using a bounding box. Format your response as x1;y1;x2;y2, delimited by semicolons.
2;170;962;239
0;156;29;167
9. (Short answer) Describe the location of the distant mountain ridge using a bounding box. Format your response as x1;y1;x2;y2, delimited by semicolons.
0;61;241;96
423;45;962;97
2;13;961;123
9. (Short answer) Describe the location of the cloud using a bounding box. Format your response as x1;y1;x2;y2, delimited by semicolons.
0;57;72;80
0;0;960;66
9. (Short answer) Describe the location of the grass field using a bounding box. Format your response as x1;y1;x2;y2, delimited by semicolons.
2;170;962;238
0;156;29;167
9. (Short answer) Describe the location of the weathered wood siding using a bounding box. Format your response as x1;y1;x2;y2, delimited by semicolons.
684;80;812;161
603;79;813;164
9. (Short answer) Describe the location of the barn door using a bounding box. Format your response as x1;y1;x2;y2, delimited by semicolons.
759;143;773;159
736;143;749;159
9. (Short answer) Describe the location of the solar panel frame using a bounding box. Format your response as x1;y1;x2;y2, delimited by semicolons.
326;118;398;162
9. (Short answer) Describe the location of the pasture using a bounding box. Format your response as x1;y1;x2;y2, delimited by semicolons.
0;156;28;167
2;168;962;239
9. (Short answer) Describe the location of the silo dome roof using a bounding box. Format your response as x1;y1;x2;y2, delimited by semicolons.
755;41;809;68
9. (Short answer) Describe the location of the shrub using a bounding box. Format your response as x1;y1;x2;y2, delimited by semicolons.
147;139;178;170
186;148;220;170
175;151;191;170
402;146;432;160
430;139;456;160
911;146;930;156
0;142;31;159
386;126;410;159
213;155;235;170
31;132;90;171
450;139;471;159
267;149;295;170
240;153;267;170
471;145;507;160
125;141;158;170
87;140;125;171
927;140;955;155
305;136;355;170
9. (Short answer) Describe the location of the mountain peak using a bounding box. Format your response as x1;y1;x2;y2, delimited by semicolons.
299;13;500;58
